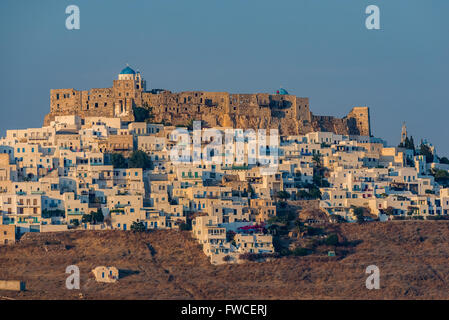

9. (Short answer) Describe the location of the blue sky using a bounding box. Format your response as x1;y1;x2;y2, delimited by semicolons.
0;0;448;154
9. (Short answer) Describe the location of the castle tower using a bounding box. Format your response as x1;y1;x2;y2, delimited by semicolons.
401;122;407;144
346;106;371;136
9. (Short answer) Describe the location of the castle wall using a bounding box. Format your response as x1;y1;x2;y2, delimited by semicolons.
345;106;371;136
44;74;370;137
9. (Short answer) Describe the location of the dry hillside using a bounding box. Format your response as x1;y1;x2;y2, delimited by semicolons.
1;221;449;300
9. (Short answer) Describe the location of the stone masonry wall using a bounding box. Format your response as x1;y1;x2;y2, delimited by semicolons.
44;80;370;137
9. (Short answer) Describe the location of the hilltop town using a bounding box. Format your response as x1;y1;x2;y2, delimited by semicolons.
1;66;449;266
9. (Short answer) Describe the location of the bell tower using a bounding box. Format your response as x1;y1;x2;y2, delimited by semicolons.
401;122;407;144
112;65;146;120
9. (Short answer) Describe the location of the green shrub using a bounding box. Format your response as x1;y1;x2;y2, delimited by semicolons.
324;233;339;246
131;221;146;232
293;247;310;256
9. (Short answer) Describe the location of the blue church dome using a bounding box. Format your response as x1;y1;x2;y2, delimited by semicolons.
120;66;136;75
276;88;289;95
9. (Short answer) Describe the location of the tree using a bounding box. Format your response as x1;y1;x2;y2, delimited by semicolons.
131;221;146;232
248;184;255;198
81;210;104;225
239;253;267;261
104;216;112;227
419;143;433;163
42;209;65;219
111;153;127;168
433;169;449;187
92;208;104;224
399;136;415;151
298;190;311;199
408;136;416;153
128;150;152;170
309;187;322;199
267;224;279;235
331;214;346;223
439;157;449;165
306;226;323;236
179;222;191;231
353;207;365;224
324;233;339;246
312;154;322;168
132;106;150;122
384;206;395;216
313;173;329;188
276;191;290;201
293;247;309;257
312;153;329;188
295;219;306;233
226;230;236;242
81;213;92;223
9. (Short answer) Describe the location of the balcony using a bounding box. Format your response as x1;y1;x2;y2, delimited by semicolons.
67;211;85;216
17;203;39;208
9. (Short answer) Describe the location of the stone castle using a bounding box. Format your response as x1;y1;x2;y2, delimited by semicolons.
44;65;371;136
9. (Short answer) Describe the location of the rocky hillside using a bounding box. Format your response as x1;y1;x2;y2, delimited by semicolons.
1;221;449;300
